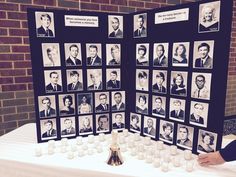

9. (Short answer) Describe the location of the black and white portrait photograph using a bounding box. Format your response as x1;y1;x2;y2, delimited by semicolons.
191;72;212;100
172;42;190;67
106;44;121;65
112;112;125;130
66;69;83;92
108;15;123;38
152;95;166;118
44;70;62;93
197;129;217;153
86;43;102;66
152;70;167;94
106;69;121;90
87;69;102;90
159;120;174;143
153;43;169;67
77;93;93;114
136;69;149;91
38;95;56;118
95;92;110;113
111;91;125;112
35;11;55;37
143;116;156;138
169;98;186;122
96;114;110;133
58;94;75;116
193;40;214;69
176;124;194;150
60;117;76;137
136;92;149;115
64;43;82;66
133;13;147;38
199;1;220;33
78;115;93;135
170;71;188;97
136;43;149;66
40;119;57;140
42;43;60;67
189;101;209;128
130;112;141;133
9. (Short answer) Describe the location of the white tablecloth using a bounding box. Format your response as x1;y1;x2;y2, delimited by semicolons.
0;123;235;177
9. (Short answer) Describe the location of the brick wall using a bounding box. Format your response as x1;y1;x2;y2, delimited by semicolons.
0;0;235;135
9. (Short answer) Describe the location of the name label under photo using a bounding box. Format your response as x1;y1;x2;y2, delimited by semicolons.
155;8;189;24
65;15;99;27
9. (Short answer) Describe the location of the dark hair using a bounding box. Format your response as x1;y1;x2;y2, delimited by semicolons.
198;42;210;52
111;70;117;76
69;44;79;51
163;123;173;132
138;71;147;78
179;126;189;135
69;71;79;77
194;103;204;110
49;71;58;78
138;45;147;55
156;72;165;81
112;17;120;23
138;95;147;104
98;114;108;122
64;118;72;123
131;114;139;123
42;97;51;104
111;44;120;52
201;132;214;145
174;44;186;58
138;15;144;22
195;74;205;82
99;93;107;99
155;97;162;103
114;92;122;97
40;14;51;22
44;120;53;125
63;95;73;105
89;45;98;51
115;113;122;118
156;44;165;53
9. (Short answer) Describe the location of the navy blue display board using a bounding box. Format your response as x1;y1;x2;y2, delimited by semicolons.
28;0;233;154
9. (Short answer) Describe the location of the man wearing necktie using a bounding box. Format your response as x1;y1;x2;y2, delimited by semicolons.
61;118;76;135
42;120;57;138
88;69;102;90
66;44;82;66
192;74;210;100
152;72;166;93
86;45;102;66
95;93;109;113
170;99;185;120
112;113;125;129
39;97;56;118
134;14;147;37
107;70;120;89
45;71;62;93
37;13;54;37
194;42;213;69
67;71;83;91
153;44;168;67
111;92;125;111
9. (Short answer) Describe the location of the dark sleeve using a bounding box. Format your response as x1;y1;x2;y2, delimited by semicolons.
219;140;236;162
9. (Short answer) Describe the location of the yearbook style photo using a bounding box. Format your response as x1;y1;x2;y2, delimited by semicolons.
96;114;110;133
87;69;103;91
64;43;82;66
58;94;75;116
169;98;186;122
106;44;121;65
77;93;93;114
133;13;147;38
38;95;56;118
197;129;217;153
172;42;190;67
143;116;156;138
78;115;93;135
176;124;194;150
95;92;110;113
86;43;102;66
106;69;121;90
44;70;63;93
66;69;83;92
42;43;61;67
111;91;126;112
130;112;141;133
170;71;188;97
153;43;169;67
112;112;125;130
136;69;149;91
108;15;123;38
136;43;149;66
60;117;76;137
152;70;167;94
159;120;174;144
136;92;149;115
152;95;166;118
40;119;57;140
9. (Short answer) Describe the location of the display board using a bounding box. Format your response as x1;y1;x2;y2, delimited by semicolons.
28;0;233;154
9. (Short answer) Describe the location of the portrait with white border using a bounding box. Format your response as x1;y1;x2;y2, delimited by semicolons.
78;115;93;135
60;117;76;137
40;118;57;140
143;116;156;138
197;129;217;153
42;43;61;67
130;112;141;133
159;120;174;144
176;124;194;150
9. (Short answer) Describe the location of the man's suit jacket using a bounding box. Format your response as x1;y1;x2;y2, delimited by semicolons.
113;123;125;129
152;84;166;93
42;129;57;138
96;104;109;112
109;29;123;38
143;127;156;136
153;56;168;66
153;108;165;116
112;102;125;111
195;56;213;68
37;26;54;37
46;83;62;92
39;108;56;118
66;57;81;66
87;82;102;90
67;82;83;91
190;114;204;124
170;109;185;120
134;27;146;37
107;80;120;89
61;127;76;135
87;56;102;66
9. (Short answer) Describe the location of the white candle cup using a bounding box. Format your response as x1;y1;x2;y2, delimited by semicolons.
67;151;74;159
170;145;177;155
34;147;42;157
61;138;68;146
48;147;54;155
82;144;88;151
154;150;161;158
119;137;126;144
88;135;94;144
184;150;192;160
98;133;106;142
186;160;194;172
123;129;129;137
156;141;164;150
134;133;140;141
76;136;83;145
60;146;67;153
137;152;144;160
153;159;161;168
120;145;127;152
145;155;153;163
130;148;137;156
78;150;84;157
144;136;151;146
146;146;154;156
128;140;135;149
97;146;103;153
161;162;169;172
70;145;77;152
88;149;94;155
138;144;144;152
173;156;181;167
93;141;100;148
163;154;171;163
48;140;56;148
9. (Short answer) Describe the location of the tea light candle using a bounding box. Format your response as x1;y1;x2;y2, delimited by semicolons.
88;135;94;144
163;154;171;163
93;141;100;148
145;155;153;163
82;144;88;151
119;136;126;144
128;140;134;148
60;146;67;153
153;159;161;168
120;145;127;152
161;162;169;172
97;146;103;153
70;145;77;152
184;150;192;160
154;150;161;158
137;152;144;160
48;140;55;148
48;147;54;155
78;149;84;157
123;129;129;137
67;151;74;159
186;160;194;172
34;147;42;157
88;149;94;155
130;148;137;156
173;156;181;167
98;133;105;142
144;136;151;146
170;145;177;155
76;136;83;145
156;141;164;150
138;144;144;152
134;133;140;141
61;138;68;146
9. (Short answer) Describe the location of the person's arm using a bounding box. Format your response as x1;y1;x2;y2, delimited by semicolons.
219;139;236;162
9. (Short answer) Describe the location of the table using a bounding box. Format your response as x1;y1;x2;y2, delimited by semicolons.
0;123;235;177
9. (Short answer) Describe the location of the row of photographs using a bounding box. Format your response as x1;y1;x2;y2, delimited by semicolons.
43;69;122;93
35;1;221;38
39;112;217;153
38;91;125;118
136;70;212;100
40;41;214;69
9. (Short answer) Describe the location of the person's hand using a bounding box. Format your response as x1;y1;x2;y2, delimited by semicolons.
197;151;225;166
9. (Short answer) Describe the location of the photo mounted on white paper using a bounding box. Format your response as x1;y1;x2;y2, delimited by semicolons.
112;112;125;130
197;129;217;153
136;69;149;91
78;115;93;135
170;71;188;97
108;15;123;38
86;43;102;66
38;95;56;118
106;69;121;90
133;13;147;38
58;94;75;116
153;43;169;67
87;69;103;91
66;69;83;92
136;43;149;66
95;92;110;113
111;91;125;112
152;70;167;94
106;44;121;65
143;116;156;138
159;120;174;144
172;42;190;67
130;112;141;133
136;92;149;115
42;43;60;67
40;119;57;140
44;70;62;93
176;124;194;150
169;98;186;122
60;117;76;137
152;95;166;118
64;43;82;66
77;93;93;114
35;11;55;37
96;114;110;133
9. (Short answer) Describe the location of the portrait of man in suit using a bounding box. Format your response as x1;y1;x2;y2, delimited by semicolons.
170;99;185;121
87;69;102;90
190;103;205;125
66;44;82;66
61;118;76;136
45;71;62;93
152;96;165;118
194;42;213;69
136;70;148;91
152;71;166;93
86;44;102;66
153;44;168;67
67;70;83;91
42;120;57;138
107;44;121;65
36;13;54;37
112;92;125;111
112;113;125;129
97;114;109;132
108;16;123;38
39;96;56;118
107;70;120;89
134;14;147;38
95;93;109;113
143;117;156;137
177;126;192;148
192;74;210;100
